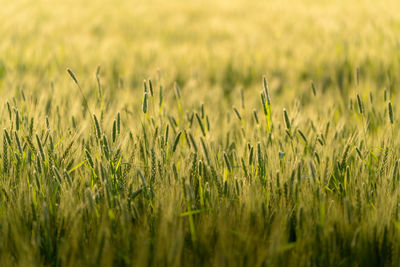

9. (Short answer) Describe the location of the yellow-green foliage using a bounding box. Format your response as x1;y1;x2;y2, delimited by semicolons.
1;0;400;266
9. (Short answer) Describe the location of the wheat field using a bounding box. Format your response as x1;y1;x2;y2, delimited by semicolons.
1;0;400;266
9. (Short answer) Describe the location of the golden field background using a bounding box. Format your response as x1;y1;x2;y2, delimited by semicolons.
1;0;400;96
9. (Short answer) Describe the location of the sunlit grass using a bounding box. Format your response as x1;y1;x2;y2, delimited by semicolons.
1;0;400;266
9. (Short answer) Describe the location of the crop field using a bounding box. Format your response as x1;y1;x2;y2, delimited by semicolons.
2;0;400;266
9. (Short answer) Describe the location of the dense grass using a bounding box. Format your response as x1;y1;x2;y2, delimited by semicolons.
2;0;400;266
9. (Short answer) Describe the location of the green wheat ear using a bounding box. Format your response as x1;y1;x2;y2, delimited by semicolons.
3;134;8;174
283;109;291;130
223;152;232;172
389;102;394;124
233;107;242;121
3;129;11;146
117;112;121;134
172;131;182;153
93;114;101;139
67;68;92;115
96;65;102;99
142;93;148;114
357;94;363;114
148;79;154;96
112;120;117;143
311;81;317;96
263;76;271;105
67;68;78;84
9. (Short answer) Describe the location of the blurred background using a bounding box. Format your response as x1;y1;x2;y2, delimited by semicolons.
1;0;400;103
